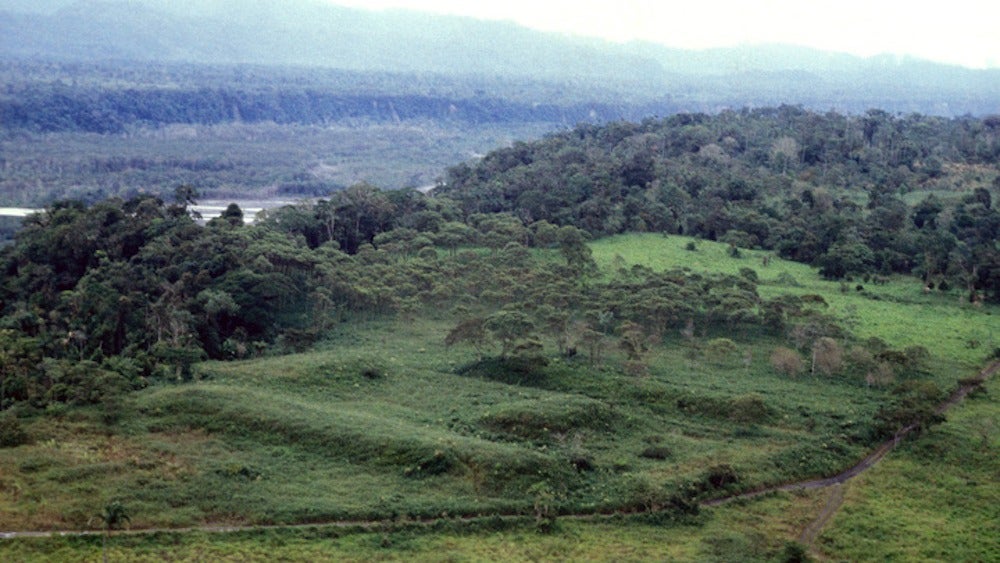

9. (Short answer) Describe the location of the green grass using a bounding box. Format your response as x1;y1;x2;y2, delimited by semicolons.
591;233;1000;368
2;233;998;560
815;376;1000;561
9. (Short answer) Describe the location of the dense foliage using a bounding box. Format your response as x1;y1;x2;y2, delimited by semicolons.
440;107;1000;297
0;83;645;135
0;183;849;411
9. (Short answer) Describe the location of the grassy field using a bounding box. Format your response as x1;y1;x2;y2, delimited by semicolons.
591;233;999;367
2;234;997;561
815;375;1000;561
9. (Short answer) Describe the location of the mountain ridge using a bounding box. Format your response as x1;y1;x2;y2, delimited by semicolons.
2;0;999;116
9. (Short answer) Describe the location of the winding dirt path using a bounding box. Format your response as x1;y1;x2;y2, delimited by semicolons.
3;360;997;541
705;358;999;507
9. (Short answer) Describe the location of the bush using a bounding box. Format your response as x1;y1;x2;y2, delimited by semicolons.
774;272;802;287
812;337;843;376
639;446;672;460
0;414;29;448
728;394;771;423
456;356;548;386
342;356;389;380
770;346;804;377
738;267;759;283
699;464;740;492
705;338;739;365
780;541;813;562
403;449;457;478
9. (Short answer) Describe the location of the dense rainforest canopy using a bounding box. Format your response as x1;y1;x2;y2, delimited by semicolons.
1;107;999;412
440;107;1000;293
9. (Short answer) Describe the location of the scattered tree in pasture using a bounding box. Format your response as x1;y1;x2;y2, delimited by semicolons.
485;310;536;359
94;500;131;563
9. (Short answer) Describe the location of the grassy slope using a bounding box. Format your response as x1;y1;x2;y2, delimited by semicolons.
816;375;1000;561
2;234;998;560
591;233;998;366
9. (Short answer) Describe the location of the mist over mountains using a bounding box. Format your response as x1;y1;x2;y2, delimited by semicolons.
2;0;1000;115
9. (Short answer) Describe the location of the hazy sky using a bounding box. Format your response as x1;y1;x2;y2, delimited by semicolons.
327;0;999;69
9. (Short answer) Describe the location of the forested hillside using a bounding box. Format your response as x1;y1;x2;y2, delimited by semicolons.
441;107;1000;295
2;107;999;411
4;1;1000;116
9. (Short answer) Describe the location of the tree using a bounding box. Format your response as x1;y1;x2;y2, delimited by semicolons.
434;221;474;256
556;225;596;274
219;203;244;227
484;310;536;359
444;317;489;359
705;337;740;366
818;240;875;279
618;320;651;376
171;184;199;218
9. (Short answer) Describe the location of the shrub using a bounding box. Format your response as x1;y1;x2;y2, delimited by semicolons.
403;449;457;478
774;272;802;287
700;464;740;491
0;414;29;448
770;346;804;377
738;267;759;283
728;394;771;423
457;356;549;386
780;541;813;562
865;361;896;388
812;337;843;376
873;381;946;438
705;338;739;365
640;446;672;460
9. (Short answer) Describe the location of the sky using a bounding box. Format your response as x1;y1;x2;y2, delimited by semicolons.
326;0;1000;69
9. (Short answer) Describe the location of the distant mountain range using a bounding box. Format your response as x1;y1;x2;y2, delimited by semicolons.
3;0;1000;115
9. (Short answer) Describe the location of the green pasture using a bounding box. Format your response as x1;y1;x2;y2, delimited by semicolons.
591;233;1000;367
2;233;998;560
815;376;1000;561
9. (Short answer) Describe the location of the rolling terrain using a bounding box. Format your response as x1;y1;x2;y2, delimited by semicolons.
0;6;999;556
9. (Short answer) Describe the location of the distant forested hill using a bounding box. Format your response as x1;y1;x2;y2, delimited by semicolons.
439;107;1000;294
2;0;1000;116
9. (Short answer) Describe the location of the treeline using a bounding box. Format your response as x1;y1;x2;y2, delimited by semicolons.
0;83;659;134
440;107;1000;299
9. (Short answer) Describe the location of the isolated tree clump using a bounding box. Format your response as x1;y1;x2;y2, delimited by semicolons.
444;316;489;358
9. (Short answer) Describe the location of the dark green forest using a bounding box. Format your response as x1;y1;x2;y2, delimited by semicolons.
1;107;999;415
0;60;668;135
440;108;1000;292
